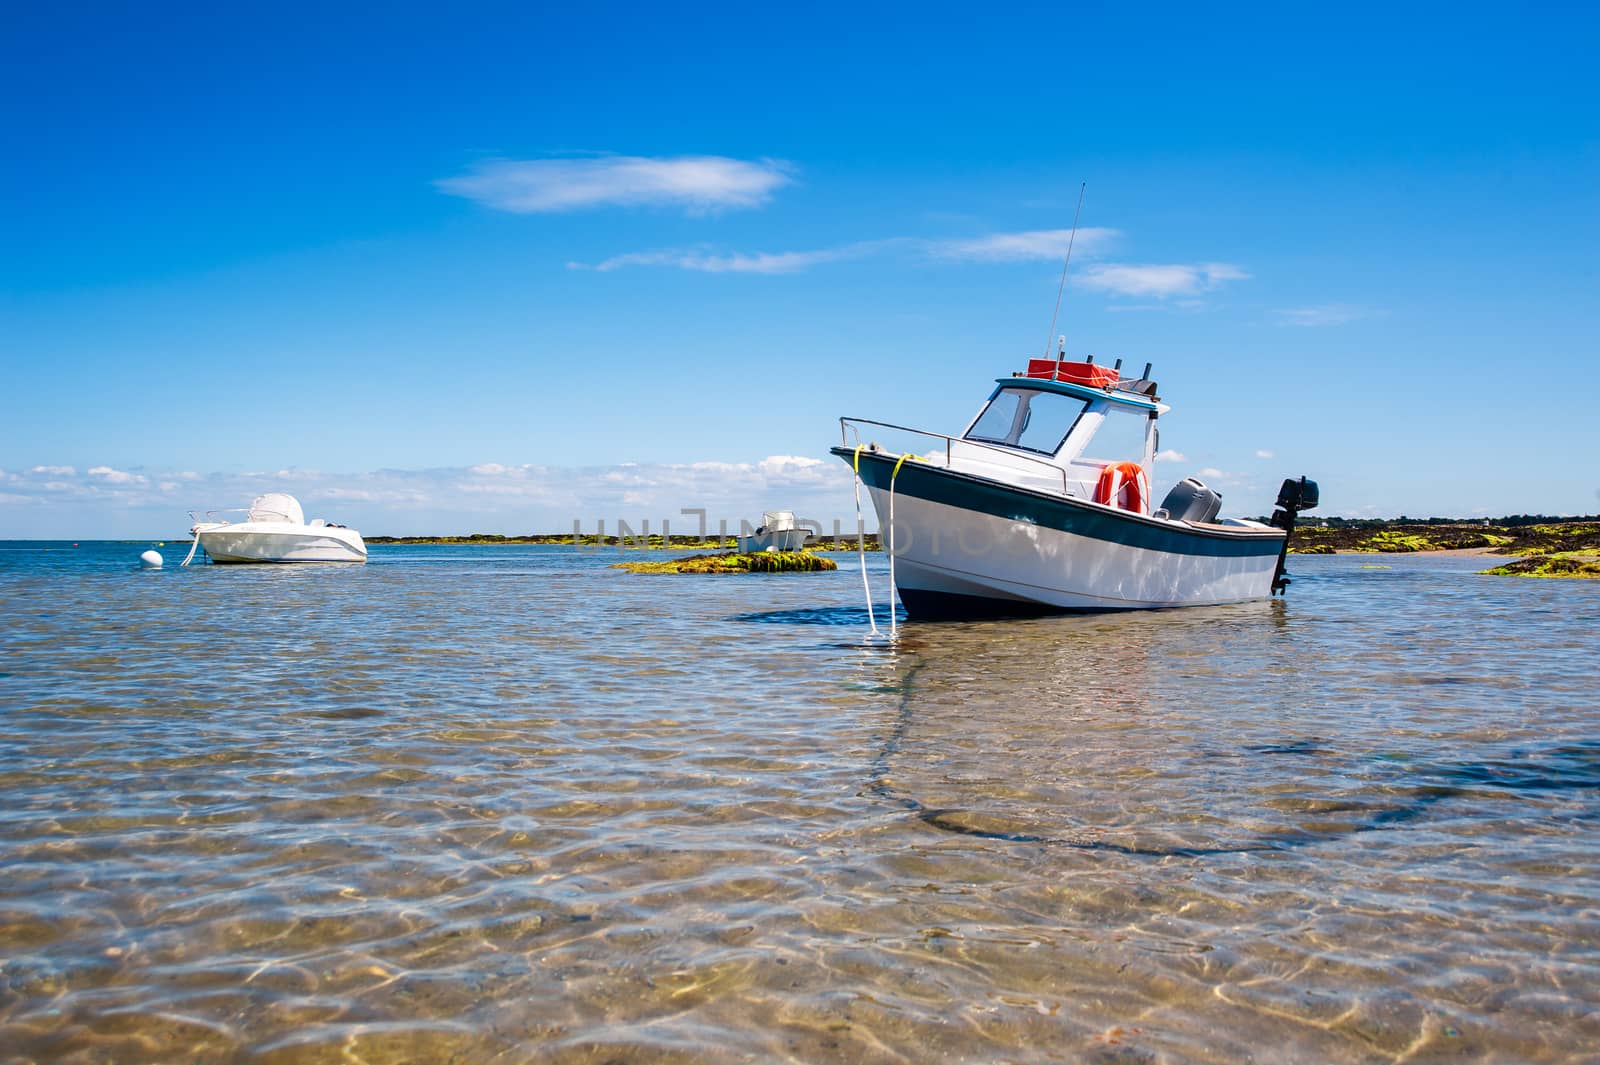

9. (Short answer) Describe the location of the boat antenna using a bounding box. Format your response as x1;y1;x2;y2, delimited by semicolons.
1042;181;1087;360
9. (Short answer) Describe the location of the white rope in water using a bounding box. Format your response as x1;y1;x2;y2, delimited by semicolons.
888;474;898;638
887;453;919;638
851;445;879;637
180;535;202;567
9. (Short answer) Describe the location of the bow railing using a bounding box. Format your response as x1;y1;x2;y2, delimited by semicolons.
838;417;1073;497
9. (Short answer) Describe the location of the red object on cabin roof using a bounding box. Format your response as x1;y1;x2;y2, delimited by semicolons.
1024;359;1119;388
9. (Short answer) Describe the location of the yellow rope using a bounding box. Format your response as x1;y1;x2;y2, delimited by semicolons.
851;443;877;636
887;454;923;637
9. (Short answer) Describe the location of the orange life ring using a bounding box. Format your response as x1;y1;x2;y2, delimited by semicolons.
1093;461;1149;514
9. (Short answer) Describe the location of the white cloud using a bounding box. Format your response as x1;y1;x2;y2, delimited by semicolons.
0;453;870;532
576;228;1119;275
928;227;1119;262
30;465;76;476
757;455;829;483
1155;449;1188;463
1198;467;1226;479
313;487;431;504
437;154;794;214
575;242;1237;293
580;242;888;275
1273;304;1369;327
87;465;148;485
1255;450;1274;459
458;481;556;499
1077;262;1250;299
758;454;823;471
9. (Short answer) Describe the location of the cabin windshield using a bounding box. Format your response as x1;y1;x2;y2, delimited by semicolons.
1080;406;1152;466
965;387;1088;455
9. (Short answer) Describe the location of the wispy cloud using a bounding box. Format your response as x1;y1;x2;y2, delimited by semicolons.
87;465;148;485
1255;449;1275;459
1155;449;1189;463
437;154;794;214
1272;304;1370;327
577;232;1250;303
578;240;898;275
573;228;1122;274
1077;262;1250;298
928;227;1119;262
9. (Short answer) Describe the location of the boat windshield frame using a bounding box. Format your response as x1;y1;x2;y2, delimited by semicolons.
963;385;1090;457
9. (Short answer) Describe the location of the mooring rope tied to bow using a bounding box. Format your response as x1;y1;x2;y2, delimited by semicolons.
851;444;879;637
887;452;921;638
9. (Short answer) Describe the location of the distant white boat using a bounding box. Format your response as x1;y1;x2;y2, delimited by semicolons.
185;493;366;564
737;510;810;553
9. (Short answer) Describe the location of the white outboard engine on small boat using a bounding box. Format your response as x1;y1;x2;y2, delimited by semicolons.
1157;477;1223;524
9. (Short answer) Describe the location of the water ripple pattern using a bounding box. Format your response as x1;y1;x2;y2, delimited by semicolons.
1;542;1597;1062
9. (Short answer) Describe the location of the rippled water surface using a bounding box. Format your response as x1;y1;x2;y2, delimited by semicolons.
2;541;1597;1063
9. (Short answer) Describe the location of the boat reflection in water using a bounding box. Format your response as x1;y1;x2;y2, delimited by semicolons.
858;601;1318;855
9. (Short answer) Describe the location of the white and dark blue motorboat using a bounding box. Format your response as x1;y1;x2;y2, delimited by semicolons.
833;355;1316;617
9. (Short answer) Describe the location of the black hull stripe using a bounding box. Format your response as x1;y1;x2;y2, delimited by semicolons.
833;447;1282;559
897;587;1118;619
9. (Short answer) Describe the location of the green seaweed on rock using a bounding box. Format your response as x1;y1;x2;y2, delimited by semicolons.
1480;556;1600;579
612;551;839;574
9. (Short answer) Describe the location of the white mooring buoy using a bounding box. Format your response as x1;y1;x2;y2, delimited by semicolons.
139;549;164;568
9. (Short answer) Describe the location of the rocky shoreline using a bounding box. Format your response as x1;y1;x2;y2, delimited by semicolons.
1286;519;1600;578
1286;519;1598;556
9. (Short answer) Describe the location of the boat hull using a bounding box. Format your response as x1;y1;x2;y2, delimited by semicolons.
195;524;367;564
835;448;1283;616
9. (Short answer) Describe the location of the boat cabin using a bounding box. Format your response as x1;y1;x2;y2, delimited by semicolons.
949;359;1168;504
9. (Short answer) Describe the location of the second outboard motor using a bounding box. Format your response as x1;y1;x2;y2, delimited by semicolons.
1270;476;1321;595
1157;477;1223;524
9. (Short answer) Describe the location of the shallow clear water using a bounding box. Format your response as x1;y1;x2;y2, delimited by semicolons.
1;541;1597;1063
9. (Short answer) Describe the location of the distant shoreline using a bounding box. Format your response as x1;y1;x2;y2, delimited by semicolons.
22;517;1597;559
363;533;883;551
354;524;1599;578
356;518;1600;558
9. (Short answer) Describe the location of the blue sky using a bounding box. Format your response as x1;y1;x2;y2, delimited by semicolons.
3;2;1597;537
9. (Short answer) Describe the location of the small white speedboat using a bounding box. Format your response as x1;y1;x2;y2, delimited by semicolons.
834;354;1317;617
186;493;366;564
737;510;810;553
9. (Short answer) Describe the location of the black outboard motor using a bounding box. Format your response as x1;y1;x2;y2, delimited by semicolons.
1269;476;1320;595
